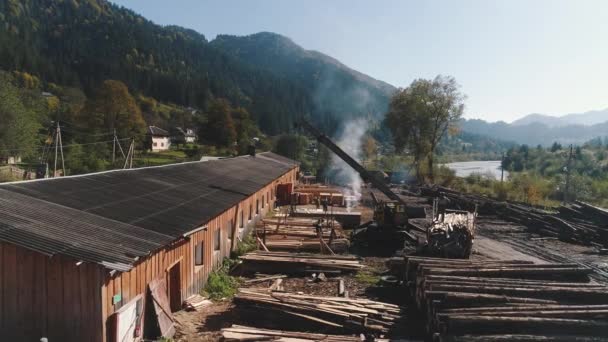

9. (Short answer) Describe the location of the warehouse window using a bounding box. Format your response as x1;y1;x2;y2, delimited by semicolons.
267;191;270;204
228;219;234;240
214;229;221;251
240;211;244;228
256;199;260;214
194;241;203;266
249;204;252;220
262;195;265;208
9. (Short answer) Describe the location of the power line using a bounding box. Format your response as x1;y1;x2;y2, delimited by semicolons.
0;138;133;154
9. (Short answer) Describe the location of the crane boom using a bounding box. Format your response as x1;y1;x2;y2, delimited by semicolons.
298;120;403;204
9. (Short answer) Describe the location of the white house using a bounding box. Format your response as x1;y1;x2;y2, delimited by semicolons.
148;126;171;152
173;127;197;144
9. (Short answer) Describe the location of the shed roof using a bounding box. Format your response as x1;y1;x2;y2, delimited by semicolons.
0;152;296;271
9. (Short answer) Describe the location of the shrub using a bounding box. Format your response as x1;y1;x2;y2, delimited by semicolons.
204;268;239;300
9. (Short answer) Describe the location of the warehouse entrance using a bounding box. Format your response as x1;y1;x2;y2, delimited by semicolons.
166;261;181;312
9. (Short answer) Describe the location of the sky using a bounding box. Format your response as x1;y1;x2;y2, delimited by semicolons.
111;0;608;123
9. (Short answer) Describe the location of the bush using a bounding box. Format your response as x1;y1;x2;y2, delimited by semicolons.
232;233;257;258
204;267;239;300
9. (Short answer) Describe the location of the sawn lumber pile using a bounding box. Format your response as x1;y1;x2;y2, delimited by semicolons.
258;218;349;253
234;288;404;333
238;251;364;274
425;186;608;247
403;256;608;341
221;325;366;341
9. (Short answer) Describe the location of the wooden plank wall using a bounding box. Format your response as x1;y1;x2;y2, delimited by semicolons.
101;166;298;341
0;242;105;342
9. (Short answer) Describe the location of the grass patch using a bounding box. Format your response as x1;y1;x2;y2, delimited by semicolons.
355;270;381;286
203;259;240;300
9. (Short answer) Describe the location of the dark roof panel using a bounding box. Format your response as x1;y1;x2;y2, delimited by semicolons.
0;152;296;270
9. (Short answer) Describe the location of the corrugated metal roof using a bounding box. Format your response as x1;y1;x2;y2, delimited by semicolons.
0;152;295;270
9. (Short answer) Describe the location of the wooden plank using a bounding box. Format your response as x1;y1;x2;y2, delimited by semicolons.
148;278;175;338
3;244;17;339
90;264;104;342
32;253;48;338
130;267;137;308
78;263;91;342
106;276;115;316
114;272;122;309
46;255;64;342
122;269;131;305
62;259;79;340
17;247;35;340
100;271;108;342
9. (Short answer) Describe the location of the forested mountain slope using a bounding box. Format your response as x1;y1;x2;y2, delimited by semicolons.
0;0;312;133
212;32;396;130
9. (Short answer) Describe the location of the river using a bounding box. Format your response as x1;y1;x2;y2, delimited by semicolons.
444;160;507;180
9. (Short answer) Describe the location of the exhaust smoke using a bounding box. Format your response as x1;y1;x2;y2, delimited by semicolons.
329;119;369;211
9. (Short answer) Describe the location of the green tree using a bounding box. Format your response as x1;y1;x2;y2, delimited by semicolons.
201;98;237;148
83;80;146;139
274;134;308;162
0;72;42;159
232;106;259;154
385;75;465;182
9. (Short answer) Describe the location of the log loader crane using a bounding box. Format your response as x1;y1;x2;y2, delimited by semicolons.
297;120;413;251
298;119;475;257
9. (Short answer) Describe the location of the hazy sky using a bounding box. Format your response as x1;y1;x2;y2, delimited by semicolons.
111;0;608;122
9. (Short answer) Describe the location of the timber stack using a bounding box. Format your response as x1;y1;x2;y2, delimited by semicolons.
424;186;608;247
238;251;364;275
257;217;349;253
234;288;404;334
221;325;370;341
402;256;608;341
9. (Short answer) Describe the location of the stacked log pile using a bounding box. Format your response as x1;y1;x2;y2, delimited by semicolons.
234;288;404;333
239;251;364;275
425;186;608;247
221;325;366;341
402;256;608;341
257;218;349;253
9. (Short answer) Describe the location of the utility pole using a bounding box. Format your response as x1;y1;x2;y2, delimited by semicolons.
123;138;135;169
58;123;65;176
54;122;59;177
564;144;573;203
53;122;66;177
130;138;134;169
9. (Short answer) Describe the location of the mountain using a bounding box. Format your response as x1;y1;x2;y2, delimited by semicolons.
0;0;393;135
511;108;608;127
211;32;396;129
460;118;608;146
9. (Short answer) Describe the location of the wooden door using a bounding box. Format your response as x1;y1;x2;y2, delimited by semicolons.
167;263;181;312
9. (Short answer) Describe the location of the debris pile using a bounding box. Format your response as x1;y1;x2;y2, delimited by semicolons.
402;256;608;340
238;251;364;275
221;325;365;341
234;287;404;333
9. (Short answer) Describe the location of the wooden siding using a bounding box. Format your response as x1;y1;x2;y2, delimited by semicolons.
0;242;105;342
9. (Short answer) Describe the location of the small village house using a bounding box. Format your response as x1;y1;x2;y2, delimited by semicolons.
172;127;197;145
0;152;298;341
147;126;171;152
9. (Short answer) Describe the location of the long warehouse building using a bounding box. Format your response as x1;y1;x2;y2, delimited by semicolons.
0;152;298;341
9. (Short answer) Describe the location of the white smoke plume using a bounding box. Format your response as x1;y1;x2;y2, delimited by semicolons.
329;118;369;210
